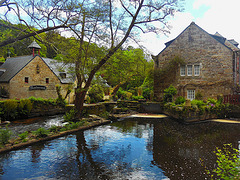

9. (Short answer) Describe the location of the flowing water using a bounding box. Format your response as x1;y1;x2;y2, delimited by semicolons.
0;116;239;180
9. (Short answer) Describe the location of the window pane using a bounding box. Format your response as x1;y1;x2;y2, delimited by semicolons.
180;65;185;76
194;65;200;76
187;90;195;100
187;65;192;76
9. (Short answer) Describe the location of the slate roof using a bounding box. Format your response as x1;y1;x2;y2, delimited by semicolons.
0;55;75;83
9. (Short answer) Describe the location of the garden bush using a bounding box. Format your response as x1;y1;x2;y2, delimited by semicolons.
0;127;12;145
18;99;33;118
142;88;152;100
163;85;177;102
175;96;186;105
132;95;144;101
64;109;76;122
88;84;104;103
3;99;18;120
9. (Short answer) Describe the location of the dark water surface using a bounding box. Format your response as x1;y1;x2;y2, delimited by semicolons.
0;117;239;180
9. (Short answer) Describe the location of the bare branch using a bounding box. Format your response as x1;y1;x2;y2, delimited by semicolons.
0;25;68;47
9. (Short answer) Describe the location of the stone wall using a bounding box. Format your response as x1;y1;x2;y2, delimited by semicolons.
154;23;235;101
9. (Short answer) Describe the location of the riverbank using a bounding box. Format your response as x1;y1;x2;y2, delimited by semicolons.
0;112;137;154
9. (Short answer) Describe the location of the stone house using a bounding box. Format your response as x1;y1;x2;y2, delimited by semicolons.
154;22;240;101
0;41;76;103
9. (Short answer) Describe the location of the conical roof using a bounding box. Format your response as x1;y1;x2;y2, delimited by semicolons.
28;40;41;49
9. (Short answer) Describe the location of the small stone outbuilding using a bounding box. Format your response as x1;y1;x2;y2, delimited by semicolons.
0;41;76;103
154;22;240;101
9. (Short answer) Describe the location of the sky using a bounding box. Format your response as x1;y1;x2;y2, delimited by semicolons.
143;0;240;55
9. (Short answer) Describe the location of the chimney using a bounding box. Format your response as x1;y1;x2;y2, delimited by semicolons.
28;40;41;56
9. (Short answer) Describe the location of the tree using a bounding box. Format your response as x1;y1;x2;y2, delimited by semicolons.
101;47;149;97
1;0;183;119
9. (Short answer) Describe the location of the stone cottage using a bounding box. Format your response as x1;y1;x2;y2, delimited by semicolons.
0;41;76;103
154;22;240;101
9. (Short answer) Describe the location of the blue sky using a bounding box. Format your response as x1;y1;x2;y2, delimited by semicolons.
143;0;240;55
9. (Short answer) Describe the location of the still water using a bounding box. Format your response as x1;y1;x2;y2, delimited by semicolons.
0;116;239;180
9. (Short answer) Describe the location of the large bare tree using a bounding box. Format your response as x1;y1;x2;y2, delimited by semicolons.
0;0;183;118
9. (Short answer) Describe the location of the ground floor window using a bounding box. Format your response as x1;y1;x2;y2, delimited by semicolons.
187;89;195;100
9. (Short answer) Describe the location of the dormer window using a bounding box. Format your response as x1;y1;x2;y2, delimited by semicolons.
36;65;40;74
60;72;66;79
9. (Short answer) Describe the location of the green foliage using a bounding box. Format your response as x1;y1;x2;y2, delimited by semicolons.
88;84;104;103
191;99;206;108
142;88;152;100
132;95;144;101
0;57;5;62
3;99;18;120
18;131;29;141
63;109;76;122
175;96;186;105
99;111;110;119
0;127;12;145
155;56;185;88
163;85;177;103
32;128;49;138
18;99;33;118
203;144;240;179
49;125;61;133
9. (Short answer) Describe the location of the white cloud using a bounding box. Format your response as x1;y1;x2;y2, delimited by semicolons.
194;0;240;45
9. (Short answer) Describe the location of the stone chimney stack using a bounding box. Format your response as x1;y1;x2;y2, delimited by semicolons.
28;40;41;56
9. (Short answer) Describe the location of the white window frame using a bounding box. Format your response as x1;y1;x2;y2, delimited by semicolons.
180;65;185;76
194;65;200;76
187;90;195;100
187;65;192;76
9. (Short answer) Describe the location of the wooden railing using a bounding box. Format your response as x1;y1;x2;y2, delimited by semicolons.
223;95;240;105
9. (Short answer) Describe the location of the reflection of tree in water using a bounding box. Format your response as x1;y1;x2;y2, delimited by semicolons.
151;119;240;179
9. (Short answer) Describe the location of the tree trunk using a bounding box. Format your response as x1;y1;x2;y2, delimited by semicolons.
75;89;87;119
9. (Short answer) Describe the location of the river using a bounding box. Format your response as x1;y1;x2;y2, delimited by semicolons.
0;115;239;179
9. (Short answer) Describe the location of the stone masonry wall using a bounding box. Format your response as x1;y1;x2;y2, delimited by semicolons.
154;23;234;100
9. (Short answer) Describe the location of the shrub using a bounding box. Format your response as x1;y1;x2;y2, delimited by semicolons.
191;99;206;108
18;131;29;141
64;109;76;122
32;127;49;138
0;127;12;145
132;95;144;101
175;96;186;105
88;84;104;103
142;88;152;100
18;99;33;118
3;99;18;120
49;125;61;133
99;111;110;119
202;144;240;179
163;85;177;103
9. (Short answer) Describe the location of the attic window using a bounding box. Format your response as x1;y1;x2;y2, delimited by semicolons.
46;78;49;84
60;72;66;79
36;65;40;74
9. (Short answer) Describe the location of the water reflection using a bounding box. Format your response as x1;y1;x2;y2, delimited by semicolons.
0;117;239;179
